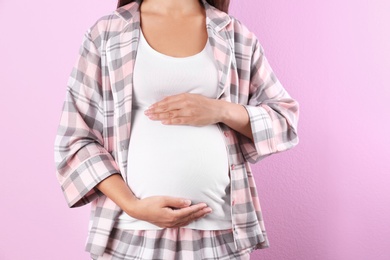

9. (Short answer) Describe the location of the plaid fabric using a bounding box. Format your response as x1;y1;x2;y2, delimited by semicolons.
54;0;299;257
91;228;252;260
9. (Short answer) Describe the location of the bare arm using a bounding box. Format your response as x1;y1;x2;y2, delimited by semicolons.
96;174;139;213
217;100;253;140
96;173;212;228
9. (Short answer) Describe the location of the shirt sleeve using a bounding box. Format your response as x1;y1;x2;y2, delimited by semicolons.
239;39;300;163
54;30;119;208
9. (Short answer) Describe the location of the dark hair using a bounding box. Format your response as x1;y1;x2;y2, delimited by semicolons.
117;0;230;13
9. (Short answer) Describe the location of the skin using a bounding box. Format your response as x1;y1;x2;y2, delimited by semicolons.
97;0;253;228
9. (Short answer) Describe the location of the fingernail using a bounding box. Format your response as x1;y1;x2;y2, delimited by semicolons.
184;200;191;205
204;208;212;213
199;203;207;208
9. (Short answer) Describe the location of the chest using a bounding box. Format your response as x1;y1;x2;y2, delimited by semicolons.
140;12;208;58
104;21;240;172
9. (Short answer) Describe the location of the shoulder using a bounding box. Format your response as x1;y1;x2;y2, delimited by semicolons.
226;15;264;55
229;16;254;38
83;2;138;49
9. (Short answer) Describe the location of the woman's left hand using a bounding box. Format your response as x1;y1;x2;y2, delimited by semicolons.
144;93;222;126
145;93;254;140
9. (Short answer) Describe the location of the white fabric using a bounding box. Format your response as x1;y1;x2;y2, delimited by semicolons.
116;30;232;230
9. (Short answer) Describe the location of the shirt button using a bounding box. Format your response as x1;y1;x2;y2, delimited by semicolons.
224;132;229;137
231;164;235;170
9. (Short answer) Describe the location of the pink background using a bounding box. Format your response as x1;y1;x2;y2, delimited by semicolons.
1;0;389;259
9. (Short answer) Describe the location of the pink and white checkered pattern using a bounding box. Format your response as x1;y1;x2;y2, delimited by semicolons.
92;228;252;260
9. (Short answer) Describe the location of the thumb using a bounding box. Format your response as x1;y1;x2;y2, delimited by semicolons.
162;197;192;209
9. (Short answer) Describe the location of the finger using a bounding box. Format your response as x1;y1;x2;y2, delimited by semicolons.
148;93;196;113
148;95;180;110
146;108;195;123
161;117;191;125
173;207;212;227
144;102;186;117
161;197;195;209
172;203;211;219
146;110;179;121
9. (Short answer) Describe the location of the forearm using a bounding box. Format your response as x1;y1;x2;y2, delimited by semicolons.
96;173;211;228
217;100;253;140
96;173;139;215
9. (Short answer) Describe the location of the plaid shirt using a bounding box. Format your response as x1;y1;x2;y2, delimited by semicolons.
54;0;299;256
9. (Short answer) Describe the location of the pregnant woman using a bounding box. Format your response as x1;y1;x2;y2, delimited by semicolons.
54;0;299;259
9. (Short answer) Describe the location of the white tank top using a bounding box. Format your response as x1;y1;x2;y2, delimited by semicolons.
116;29;232;230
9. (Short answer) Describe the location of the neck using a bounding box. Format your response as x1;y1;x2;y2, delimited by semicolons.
141;0;203;16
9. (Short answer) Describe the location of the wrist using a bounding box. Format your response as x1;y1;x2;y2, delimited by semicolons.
215;99;230;124
216;101;253;140
123;196;140;217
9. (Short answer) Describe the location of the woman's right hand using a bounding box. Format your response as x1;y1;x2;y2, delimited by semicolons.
96;175;211;228
126;196;212;228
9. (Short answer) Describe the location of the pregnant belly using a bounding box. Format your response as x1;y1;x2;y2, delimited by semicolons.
126;109;230;205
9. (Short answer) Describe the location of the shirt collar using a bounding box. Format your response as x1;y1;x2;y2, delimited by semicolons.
115;0;231;32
